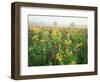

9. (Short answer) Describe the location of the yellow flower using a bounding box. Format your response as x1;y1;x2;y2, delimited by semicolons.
57;32;62;41
70;60;76;64
32;27;41;33
40;39;45;42
44;31;49;35
33;35;38;40
56;52;63;62
76;43;82;48
51;29;57;36
69;51;73;55
64;40;72;45
33;35;38;38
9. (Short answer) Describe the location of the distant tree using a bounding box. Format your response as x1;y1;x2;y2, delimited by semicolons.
53;22;58;27
69;22;75;27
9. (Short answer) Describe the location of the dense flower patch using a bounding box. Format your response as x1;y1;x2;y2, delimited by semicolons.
28;26;88;66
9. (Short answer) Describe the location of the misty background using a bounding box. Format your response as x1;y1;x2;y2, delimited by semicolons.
28;15;88;28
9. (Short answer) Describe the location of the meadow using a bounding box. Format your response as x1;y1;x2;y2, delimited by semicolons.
28;23;88;66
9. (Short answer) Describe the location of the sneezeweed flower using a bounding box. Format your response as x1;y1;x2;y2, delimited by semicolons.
57;32;62;41
40;39;45;43
51;29;57;36
34;35;38;39
56;52;63;62
43;31;49;36
65;48;70;53
70;60;76;64
64;40;72;45
32;27;41;33
33;35;39;40
76;43;83;48
69;51;73;55
65;49;74;56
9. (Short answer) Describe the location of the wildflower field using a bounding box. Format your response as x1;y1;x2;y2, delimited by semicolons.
28;25;88;66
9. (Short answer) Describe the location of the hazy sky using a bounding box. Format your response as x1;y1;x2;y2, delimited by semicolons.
29;15;88;26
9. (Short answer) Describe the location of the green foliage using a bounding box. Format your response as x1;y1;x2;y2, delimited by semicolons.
28;26;88;66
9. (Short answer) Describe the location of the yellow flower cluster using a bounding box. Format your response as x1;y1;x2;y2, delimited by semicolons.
64;40;72;45
76;43;83;48
32;35;39;41
32;27;41;33
70;60;76;64
51;29;57;36
69;51;73;55
56;52;63;62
